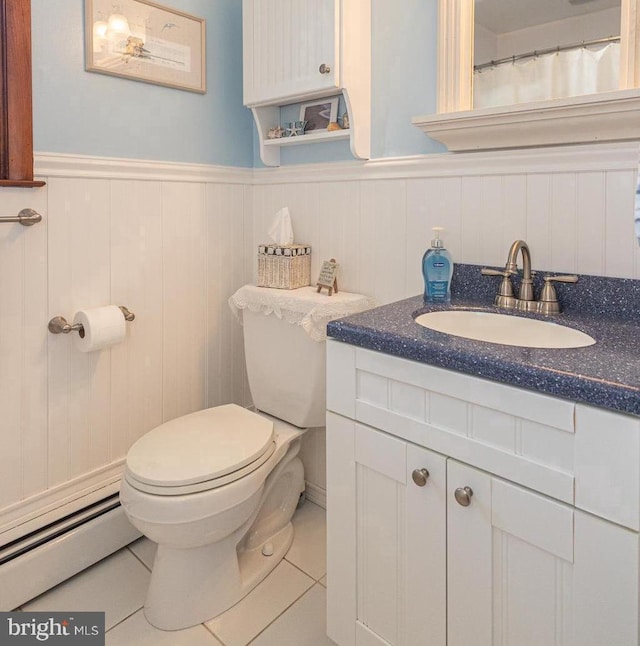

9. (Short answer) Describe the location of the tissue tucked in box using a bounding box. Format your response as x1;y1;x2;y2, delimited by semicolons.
257;244;311;289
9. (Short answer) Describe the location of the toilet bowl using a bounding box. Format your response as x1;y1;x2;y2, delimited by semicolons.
120;285;373;630
120;404;305;630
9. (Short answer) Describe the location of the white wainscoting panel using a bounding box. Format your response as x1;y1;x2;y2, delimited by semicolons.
1;143;638;550
0;187;48;508
110;180;164;459
47;177;113;486
252;143;640;306
252;142;639;508
161;182;208;422
0;156;252;542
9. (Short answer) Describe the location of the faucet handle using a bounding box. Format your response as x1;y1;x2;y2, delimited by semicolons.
538;275;578;314
481;267;515;308
544;274;578;284
480;267;510;278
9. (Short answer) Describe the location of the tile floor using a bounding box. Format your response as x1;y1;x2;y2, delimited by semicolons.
21;501;334;645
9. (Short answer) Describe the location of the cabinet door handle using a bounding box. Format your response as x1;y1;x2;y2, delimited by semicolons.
412;468;430;487
454;486;473;506
319;63;331;74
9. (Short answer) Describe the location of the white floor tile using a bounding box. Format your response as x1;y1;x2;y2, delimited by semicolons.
23;549;150;630
106;609;222;646
319;575;327;587
285;501;326;580
249;584;336;646
206;560;314;646
128;537;157;570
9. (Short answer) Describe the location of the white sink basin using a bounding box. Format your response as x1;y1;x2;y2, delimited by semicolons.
414;310;595;349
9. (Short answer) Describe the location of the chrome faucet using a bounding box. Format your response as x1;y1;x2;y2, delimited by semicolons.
505;240;535;309
482;240;577;313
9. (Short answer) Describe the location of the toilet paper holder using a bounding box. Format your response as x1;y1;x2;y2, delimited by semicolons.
48;306;135;335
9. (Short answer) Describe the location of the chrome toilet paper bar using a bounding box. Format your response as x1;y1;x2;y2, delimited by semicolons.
48;306;135;335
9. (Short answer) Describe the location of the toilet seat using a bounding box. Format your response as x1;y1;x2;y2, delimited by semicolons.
125;404;275;496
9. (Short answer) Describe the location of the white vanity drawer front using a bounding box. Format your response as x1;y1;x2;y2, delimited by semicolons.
327;341;576;504
575;404;640;531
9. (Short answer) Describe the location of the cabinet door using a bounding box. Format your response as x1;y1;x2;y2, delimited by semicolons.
243;0;339;106
447;460;639;646
327;414;446;646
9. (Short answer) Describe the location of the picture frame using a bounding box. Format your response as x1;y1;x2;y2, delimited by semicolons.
85;0;206;93
299;97;339;132
316;258;339;296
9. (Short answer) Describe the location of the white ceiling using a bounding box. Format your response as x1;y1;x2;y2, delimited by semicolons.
474;0;620;35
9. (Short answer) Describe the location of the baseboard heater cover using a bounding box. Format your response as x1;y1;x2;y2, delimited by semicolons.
0;499;141;611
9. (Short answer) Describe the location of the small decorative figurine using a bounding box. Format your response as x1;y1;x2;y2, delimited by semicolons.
267;125;286;139
285;120;307;137
339;112;350;129
327;121;342;131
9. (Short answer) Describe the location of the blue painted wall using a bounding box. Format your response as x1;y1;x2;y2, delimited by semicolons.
32;0;254;167
371;0;443;158
31;1;442;168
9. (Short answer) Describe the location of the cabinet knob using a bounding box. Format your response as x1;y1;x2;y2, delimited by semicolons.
454;486;473;506
412;468;430;487
319;63;331;74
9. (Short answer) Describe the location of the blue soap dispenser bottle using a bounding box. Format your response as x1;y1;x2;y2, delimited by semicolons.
422;227;453;302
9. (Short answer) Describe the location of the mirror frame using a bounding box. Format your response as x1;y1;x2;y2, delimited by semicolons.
413;0;640;151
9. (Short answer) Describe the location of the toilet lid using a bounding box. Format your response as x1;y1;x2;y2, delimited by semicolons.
126;404;275;488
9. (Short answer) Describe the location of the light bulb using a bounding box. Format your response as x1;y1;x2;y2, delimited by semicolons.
108;12;130;36
93;20;108;40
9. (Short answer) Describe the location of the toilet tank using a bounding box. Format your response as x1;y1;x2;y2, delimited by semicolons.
242;308;326;428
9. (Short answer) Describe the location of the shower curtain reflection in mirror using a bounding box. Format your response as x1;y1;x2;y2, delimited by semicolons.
474;41;620;109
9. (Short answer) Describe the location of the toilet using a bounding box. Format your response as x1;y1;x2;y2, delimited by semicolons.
119;291;330;631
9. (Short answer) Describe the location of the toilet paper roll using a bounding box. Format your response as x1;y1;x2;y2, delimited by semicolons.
73;306;126;353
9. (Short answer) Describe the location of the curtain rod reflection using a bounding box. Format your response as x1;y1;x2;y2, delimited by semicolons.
474;35;620;72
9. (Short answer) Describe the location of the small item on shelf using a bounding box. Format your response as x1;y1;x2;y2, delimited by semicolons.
316;258;339;296
339;112;350;129
327;121;342;132
267;125;286;139
285;120;307;137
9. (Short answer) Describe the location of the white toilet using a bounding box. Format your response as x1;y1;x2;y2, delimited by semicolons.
119;303;327;631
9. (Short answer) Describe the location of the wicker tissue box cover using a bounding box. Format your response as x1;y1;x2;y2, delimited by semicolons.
257;244;311;289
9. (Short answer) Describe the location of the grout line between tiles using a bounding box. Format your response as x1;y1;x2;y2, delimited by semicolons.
126;544;153;573
104;606;144;634
245;582;318;646
202;621;227;645
283;555;325;583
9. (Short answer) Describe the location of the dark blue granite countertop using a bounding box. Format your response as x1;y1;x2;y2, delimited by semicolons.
327;264;640;417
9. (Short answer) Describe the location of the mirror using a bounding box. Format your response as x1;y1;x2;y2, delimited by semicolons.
412;0;640;151
434;0;639;115
473;0;621;109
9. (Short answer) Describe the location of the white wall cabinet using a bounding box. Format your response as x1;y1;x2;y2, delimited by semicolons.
327;340;640;646
242;0;370;166
243;0;338;106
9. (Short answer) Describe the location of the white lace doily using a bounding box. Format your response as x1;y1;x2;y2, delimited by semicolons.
229;285;377;342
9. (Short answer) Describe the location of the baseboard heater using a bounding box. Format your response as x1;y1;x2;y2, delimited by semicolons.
0;495;141;611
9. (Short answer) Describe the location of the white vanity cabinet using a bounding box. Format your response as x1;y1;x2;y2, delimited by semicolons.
326;339;640;646
242;0;370;166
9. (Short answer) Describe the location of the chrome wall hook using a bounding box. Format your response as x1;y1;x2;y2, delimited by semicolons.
48;306;135;335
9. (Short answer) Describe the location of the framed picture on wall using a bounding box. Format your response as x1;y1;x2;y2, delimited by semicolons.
85;0;206;93
299;97;339;132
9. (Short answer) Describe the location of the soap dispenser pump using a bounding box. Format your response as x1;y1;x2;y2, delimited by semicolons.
422;227;453;302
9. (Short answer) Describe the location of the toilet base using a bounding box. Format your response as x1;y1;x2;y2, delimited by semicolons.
144;521;294;631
